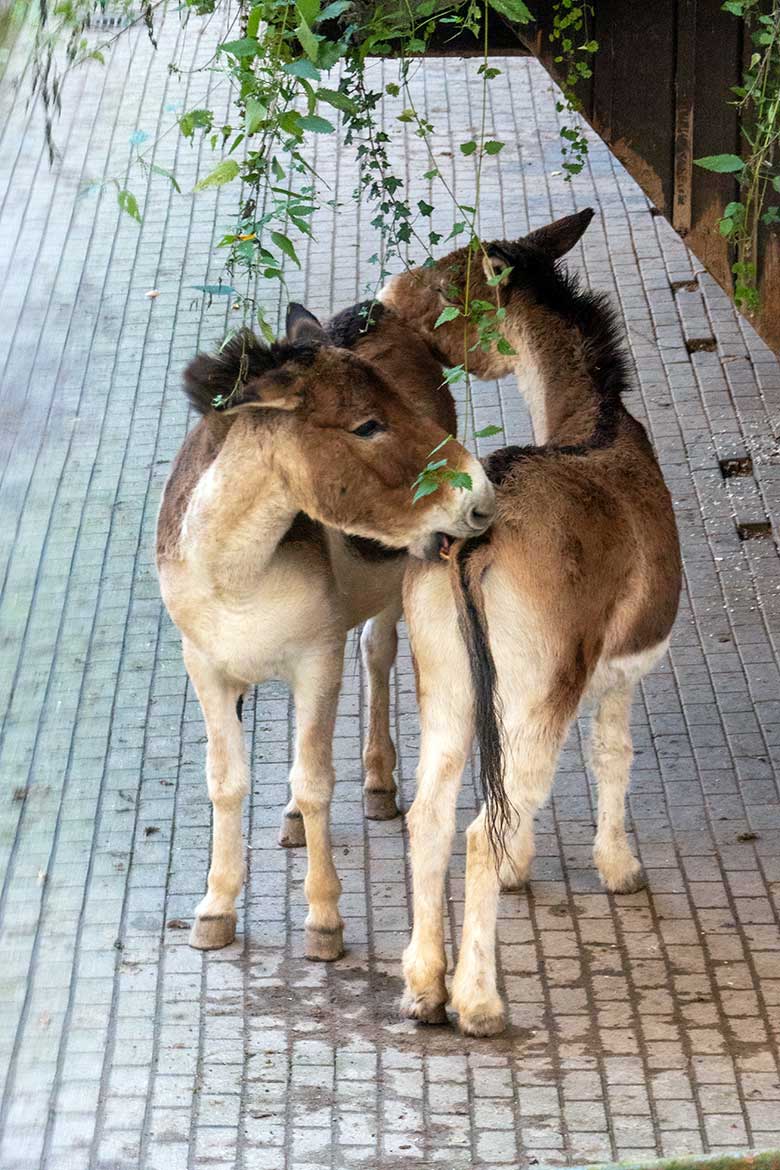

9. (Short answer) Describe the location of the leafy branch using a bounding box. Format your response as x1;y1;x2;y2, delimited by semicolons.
695;0;780;313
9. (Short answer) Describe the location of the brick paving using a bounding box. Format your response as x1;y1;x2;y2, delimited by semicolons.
1;9;780;1170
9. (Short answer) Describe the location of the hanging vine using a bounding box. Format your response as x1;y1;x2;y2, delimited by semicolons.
27;0;597;493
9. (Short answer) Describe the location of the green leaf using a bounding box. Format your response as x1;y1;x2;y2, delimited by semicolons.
279;110;304;138
179;108;213;138
245;98;267;135
442;365;465;384
246;4;263;37
434;306;460;328
284;58;321;80
296;0;320;24
298;114;335;133
417;199;434;216
412;479;440;503
317;40;345;69
296;16;320;61
483;140;504;155
487;0;533;22
270;231;301;267
257;310;275;344
117;188;141;222
219;37;259;58
772;175;780;194
460;140;477;156
319;0;351;17
486;265;513;286
150;164;181;193
475;424;503;438
423;168;439;180
195;159;240;190
448;471;473;491
693;153;744;173
316;87;356;113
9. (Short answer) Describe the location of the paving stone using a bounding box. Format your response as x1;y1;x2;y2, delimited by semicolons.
1;12;779;1169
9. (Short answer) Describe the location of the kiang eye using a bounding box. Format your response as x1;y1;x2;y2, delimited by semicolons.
351;419;385;439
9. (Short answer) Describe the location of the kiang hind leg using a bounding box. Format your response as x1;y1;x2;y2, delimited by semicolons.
361;599;403;820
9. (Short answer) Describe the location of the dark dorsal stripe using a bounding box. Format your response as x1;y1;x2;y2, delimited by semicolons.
483;445;536;487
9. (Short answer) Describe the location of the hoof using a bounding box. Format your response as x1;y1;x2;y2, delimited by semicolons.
363;789;400;820
400;989;448;1026
456;1005;507;1037
189;913;236;950
305;923;344;962
279;810;306;848
607;865;647;895
500;875;529;893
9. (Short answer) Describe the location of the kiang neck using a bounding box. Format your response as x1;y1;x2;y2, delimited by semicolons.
512;312;607;449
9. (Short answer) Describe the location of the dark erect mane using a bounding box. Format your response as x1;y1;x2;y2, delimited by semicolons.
548;268;632;407
327;299;385;348
183;328;319;416
489;239;633;409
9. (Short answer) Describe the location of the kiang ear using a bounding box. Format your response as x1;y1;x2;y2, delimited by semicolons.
523;208;595;261
285;302;332;347
225;369;303;414
482;243;514;286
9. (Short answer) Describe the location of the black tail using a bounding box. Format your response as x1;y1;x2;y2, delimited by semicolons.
453;537;512;860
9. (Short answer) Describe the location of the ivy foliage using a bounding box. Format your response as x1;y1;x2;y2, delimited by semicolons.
694;0;780;312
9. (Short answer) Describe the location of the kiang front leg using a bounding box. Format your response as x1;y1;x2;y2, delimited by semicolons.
360;600;402;820
401;572;473;1025
290;646;346;961
184;640;249;950
401;716;471;1024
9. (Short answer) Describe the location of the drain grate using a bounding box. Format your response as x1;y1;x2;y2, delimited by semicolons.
720;455;754;479
671;278;699;294
685;336;717;354
736;520;773;541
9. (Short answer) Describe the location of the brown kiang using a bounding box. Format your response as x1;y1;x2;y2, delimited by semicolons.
155;303;494;961
381;208;681;1036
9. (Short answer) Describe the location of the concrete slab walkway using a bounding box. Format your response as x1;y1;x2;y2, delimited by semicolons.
1;9;779;1170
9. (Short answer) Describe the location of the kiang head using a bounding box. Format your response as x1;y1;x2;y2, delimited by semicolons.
183;304;496;560
380;209;595;377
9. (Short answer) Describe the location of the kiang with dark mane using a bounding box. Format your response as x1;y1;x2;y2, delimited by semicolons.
380;208;681;1036
155;302;495;961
